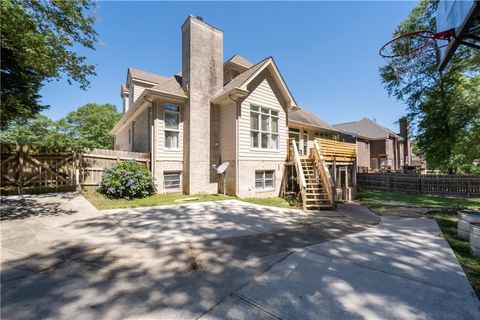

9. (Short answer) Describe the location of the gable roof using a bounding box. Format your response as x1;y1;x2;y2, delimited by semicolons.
128;67;167;84
225;54;254;69
289;107;337;132
333;118;403;140
214;57;298;109
220;57;270;94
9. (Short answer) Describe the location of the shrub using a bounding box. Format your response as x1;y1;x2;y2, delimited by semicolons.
97;161;156;199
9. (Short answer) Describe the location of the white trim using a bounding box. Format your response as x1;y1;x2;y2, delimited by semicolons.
238;58;297;109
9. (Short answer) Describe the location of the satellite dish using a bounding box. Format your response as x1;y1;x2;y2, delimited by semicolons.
215;162;229;174
212;162;229;196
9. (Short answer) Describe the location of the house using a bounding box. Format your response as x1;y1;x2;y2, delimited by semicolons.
333;117;412;172
111;15;356;209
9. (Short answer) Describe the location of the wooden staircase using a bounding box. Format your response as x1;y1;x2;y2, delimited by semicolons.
290;139;335;211
300;157;333;210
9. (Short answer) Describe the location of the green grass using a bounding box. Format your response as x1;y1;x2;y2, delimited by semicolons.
358;189;480;209
82;188;300;210
241;196;301;209
82;189;234;210
428;211;480;297
357;189;480;296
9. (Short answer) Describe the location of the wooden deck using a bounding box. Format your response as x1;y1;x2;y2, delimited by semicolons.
316;138;356;163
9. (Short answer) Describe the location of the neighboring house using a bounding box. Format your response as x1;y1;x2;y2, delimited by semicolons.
333;117;412;172
111;16;353;208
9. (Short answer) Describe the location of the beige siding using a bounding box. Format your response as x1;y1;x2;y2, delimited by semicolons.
129;81;154;107
235;69;288;197
155;102;184;161
219;101;236;160
114;126;131;151
132;109;149;153
238;70;288;161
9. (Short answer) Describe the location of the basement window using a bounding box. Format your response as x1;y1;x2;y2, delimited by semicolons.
255;170;275;190
164;171;181;190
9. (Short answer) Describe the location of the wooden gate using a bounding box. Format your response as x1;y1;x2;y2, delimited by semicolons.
1;145;150;195
1;145;77;194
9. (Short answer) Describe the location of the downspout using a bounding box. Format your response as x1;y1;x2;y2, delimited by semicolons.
228;94;240;197
144;95;155;181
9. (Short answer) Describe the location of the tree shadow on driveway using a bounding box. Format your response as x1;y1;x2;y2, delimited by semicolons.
1;198;379;319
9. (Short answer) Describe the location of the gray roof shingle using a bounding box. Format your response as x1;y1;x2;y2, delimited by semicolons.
333;118;402;140
225;54;254;68
128;67;168;84
289;107;337;131
150;75;187;98
216;57;271;97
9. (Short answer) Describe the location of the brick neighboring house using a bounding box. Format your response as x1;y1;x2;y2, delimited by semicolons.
333;118;412;172
111;15;351;204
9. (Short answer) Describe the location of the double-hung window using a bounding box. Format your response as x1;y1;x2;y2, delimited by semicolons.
164;104;180;149
250;106;279;150
255;171;275;190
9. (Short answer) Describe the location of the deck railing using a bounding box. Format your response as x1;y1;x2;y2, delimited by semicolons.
290;139;307;210
313;139;336;208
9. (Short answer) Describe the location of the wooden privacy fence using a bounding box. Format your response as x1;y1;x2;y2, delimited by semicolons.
357;173;480;198
1;145;150;195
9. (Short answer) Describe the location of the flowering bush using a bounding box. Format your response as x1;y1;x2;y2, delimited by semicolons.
97;161;156;199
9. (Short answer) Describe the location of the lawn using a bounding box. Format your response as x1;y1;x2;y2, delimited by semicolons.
428;211;480;297
82;188;300;210
358;189;480;209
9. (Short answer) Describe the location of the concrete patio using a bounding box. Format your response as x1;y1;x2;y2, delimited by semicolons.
1;193;478;319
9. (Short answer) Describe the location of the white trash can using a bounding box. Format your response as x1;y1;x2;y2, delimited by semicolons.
458;210;480;240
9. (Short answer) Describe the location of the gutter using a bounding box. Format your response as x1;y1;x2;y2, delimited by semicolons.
111;88;188;135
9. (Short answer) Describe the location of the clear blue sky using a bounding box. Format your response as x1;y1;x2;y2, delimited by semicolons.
40;1;417;131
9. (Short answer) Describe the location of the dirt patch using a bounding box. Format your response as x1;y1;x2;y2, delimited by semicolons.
370;206;429;218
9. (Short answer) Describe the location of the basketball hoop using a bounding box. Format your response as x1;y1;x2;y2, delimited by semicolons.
379;29;453;77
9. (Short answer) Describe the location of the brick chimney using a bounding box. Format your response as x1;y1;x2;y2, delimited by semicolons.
181;16;223;193
399;117;412;165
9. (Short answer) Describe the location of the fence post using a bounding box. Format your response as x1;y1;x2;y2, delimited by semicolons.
467;177;471;198
417;175;422;194
74;151;81;191
387;175;391;192
17;145;24;195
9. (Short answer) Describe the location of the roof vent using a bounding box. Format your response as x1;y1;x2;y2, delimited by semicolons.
196;16;204;22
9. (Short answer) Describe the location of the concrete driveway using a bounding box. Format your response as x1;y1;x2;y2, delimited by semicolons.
1;193;477;319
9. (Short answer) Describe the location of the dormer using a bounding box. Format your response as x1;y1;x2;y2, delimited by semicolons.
126;68;167;107
223;54;253;85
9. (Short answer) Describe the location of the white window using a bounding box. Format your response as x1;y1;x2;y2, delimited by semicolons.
164;104;180;149
250;106;279;150
365;142;369;151
255;170;275;190
164;171;181;190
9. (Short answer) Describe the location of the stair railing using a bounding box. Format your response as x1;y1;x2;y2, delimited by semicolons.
313;139;336;209
290;139;307;210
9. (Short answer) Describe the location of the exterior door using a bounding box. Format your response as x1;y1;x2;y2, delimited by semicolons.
289;129;301;154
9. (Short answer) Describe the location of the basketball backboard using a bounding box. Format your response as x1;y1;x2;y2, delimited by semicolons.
436;0;480;71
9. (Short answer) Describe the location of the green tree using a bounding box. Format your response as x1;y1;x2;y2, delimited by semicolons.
380;0;480;173
0;0;98;130
0;114;76;148
65;103;121;149
0;103;121;149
